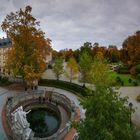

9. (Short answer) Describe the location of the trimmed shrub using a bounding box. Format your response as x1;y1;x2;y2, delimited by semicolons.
115;76;124;86
117;64;131;74
39;79;88;97
116;76;121;83
0;76;11;86
133;81;138;86
135;64;140;74
121;80;124;86
128;78;132;83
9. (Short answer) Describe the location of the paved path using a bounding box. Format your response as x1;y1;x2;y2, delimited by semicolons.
119;86;140;128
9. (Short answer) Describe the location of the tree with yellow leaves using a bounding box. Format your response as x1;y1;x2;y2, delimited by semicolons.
66;57;78;83
1;6;51;87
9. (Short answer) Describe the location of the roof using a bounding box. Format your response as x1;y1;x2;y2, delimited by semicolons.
0;38;12;48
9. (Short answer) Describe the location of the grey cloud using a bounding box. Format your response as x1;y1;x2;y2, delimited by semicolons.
0;0;140;50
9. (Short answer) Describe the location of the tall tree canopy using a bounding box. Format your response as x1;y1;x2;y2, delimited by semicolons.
1;6;51;83
52;58;64;80
80;42;92;55
79;51;93;83
122;31;140;65
76;53;139;140
66;57;78;83
106;45;120;63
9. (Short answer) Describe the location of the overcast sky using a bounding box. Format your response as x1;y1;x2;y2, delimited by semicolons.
0;0;140;50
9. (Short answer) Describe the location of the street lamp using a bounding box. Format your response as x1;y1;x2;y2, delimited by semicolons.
129;102;133;127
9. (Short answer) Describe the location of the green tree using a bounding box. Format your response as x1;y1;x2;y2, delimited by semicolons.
80;42;92;55
1;6;51;86
52;58;64;80
76;53;139;140
90;52;109;86
79;51;93;83
66;57;78;83
73;49;80;62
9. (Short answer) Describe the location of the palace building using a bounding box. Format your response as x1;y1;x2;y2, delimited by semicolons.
0;37;12;76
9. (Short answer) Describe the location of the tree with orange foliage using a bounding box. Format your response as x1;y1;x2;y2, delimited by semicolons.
1;6;51;87
65;49;74;61
106;45;120;63
122;31;140;65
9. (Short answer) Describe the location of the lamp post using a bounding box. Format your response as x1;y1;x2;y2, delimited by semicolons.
129;102;133;127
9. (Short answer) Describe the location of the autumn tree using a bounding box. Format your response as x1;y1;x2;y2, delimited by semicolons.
119;48;129;64
65;57;78;83
92;45;107;59
1;6;51;87
76;53;139;140
65;49;74;61
73;49;80;62
122;31;140;65
106;45;120;63
52;58;64;80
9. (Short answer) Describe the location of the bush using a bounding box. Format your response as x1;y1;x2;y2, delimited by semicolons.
135;64;140;74
0;76;11;86
136;94;140;102
115;76;124;86
128;78;132;83
121;80;124;86
130;65;140;81
39;79;88;97
48;64;52;69
116;76;121;83
117;64;131;74
133;81;138;86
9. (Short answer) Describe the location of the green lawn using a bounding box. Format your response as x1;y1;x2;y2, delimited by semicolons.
108;71;139;86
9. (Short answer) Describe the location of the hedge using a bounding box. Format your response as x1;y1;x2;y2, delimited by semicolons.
38;79;89;97
0;76;11;86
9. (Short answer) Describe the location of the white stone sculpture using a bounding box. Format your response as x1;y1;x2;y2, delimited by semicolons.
11;106;32;140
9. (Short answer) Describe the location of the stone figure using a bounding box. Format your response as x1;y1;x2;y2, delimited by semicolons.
11;106;32;140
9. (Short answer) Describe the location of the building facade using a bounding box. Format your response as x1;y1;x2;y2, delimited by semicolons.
0;37;12;76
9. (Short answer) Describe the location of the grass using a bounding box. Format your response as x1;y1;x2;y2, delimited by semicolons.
108;71;139;86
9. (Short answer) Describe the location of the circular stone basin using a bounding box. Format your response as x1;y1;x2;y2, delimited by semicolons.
27;108;60;138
